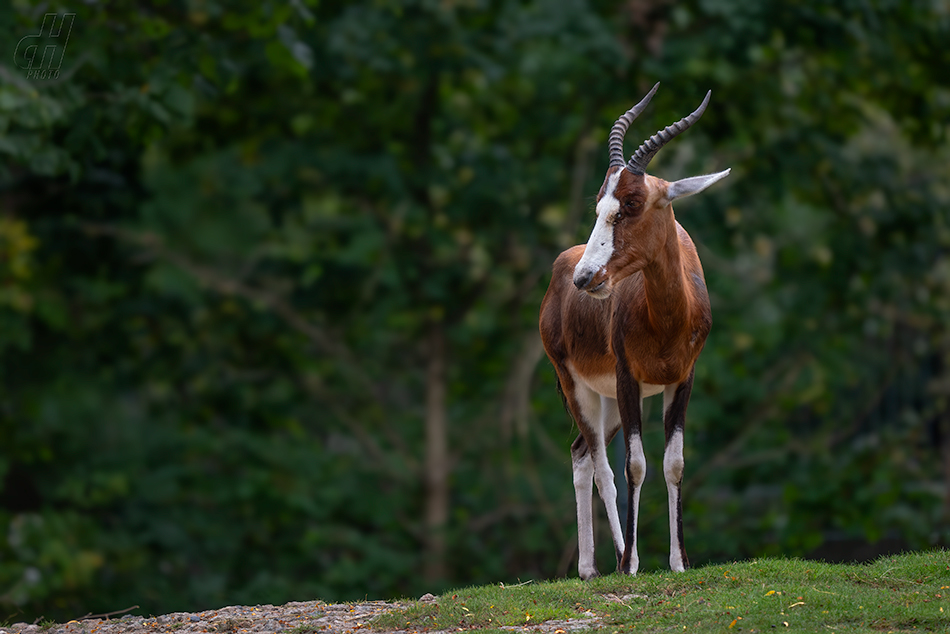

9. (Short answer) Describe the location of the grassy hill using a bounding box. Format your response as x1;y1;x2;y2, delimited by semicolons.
374;550;948;633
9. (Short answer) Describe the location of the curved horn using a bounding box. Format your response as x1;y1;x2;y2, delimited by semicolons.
607;82;660;169
626;90;711;175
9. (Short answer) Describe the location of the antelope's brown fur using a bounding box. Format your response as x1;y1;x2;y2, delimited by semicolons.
538;85;728;578
539;169;712;389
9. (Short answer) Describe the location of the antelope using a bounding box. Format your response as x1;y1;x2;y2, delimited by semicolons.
539;84;730;578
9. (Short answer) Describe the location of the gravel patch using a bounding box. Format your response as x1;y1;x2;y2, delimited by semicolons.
1;600;602;634
1;601;397;634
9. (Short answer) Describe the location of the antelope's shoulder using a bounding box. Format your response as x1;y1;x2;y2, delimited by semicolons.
552;245;586;276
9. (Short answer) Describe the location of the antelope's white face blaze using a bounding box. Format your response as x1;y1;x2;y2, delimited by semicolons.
573;168;623;298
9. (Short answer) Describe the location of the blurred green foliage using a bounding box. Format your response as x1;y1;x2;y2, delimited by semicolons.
1;0;948;623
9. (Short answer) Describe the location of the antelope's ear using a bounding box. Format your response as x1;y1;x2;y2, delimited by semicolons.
666;168;731;202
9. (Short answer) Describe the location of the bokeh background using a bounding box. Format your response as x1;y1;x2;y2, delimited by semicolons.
2;0;949;623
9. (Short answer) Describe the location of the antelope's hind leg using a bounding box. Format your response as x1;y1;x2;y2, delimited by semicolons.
662;373;694;572
611;360;646;576
595;396;624;570
570;433;597;579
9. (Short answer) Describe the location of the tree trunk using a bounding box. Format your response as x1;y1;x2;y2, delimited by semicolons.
943;410;950;524
423;323;449;583
500;332;546;442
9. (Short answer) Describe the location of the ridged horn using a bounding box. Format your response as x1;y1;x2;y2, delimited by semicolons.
607;82;660;169
626;90;711;175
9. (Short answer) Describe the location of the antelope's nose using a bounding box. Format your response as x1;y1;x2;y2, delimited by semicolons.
573;269;594;290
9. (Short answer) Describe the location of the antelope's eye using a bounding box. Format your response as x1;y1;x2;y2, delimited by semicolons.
619;200;641;219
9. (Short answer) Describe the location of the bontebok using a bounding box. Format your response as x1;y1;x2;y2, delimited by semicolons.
539;84;730;578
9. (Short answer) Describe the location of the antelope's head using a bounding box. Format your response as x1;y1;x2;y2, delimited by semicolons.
573;84;730;299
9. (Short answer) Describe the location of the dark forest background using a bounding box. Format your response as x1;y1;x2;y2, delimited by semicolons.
2;0;949;623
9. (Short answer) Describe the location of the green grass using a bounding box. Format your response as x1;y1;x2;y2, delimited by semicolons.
374;550;949;633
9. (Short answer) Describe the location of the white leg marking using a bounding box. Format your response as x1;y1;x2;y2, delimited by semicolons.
626;431;646;575
572;447;596;579
571;383;601;580
664;428;686;572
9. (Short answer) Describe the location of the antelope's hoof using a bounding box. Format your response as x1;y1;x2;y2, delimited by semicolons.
578;568;601;581
619;558;639;576
670;553;690;572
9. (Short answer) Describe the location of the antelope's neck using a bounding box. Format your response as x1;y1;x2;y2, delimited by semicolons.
640;220;692;337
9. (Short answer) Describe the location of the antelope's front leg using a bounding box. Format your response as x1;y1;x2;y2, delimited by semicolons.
568;391;624;580
662;371;694;572
559;372;614;580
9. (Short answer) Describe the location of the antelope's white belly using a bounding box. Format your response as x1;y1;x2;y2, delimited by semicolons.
568;363;664;400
